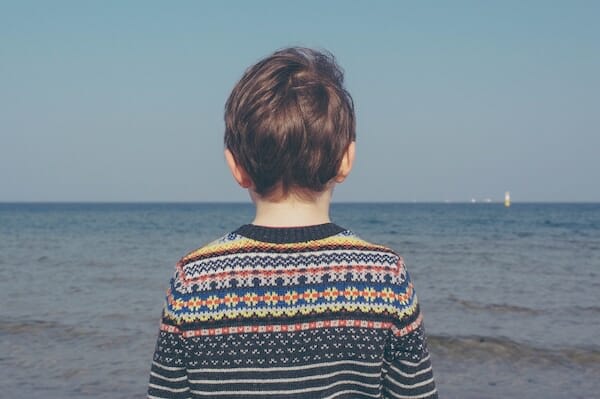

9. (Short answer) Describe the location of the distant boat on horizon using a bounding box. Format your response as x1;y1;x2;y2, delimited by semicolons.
505;191;511;207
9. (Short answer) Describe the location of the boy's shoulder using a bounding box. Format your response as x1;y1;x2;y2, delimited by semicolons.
176;227;404;273
179;231;247;264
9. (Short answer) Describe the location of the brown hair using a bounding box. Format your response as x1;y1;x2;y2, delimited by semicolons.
224;47;356;199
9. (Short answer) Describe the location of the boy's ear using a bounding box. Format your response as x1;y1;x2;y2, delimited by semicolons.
224;149;253;188
334;141;356;183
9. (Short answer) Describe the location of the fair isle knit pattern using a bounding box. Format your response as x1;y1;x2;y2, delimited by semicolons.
148;223;437;399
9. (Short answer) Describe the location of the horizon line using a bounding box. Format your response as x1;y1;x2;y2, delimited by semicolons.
1;200;599;205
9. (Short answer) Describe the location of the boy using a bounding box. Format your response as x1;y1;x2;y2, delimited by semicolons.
148;47;437;399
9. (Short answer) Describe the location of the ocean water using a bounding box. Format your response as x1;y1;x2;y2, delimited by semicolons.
0;202;598;398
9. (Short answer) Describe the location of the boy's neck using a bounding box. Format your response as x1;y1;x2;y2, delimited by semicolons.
251;188;333;227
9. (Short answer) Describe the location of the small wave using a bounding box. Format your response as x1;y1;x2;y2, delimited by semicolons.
0;318;95;339
0;319;61;334
97;275;129;284
429;335;600;367
515;231;534;238
573;305;600;314
94;334;133;349
100;313;129;321
542;220;600;233
84;260;116;268
448;296;542;315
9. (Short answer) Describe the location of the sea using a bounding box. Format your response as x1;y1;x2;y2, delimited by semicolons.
0;202;599;399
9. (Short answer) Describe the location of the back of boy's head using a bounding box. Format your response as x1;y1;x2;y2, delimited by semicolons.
224;47;356;199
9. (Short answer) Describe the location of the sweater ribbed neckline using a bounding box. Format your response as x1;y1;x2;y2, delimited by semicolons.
233;222;346;244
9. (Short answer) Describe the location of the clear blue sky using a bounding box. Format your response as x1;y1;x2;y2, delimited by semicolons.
1;1;598;202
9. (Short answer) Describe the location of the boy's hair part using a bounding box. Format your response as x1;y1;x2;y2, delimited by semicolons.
224;46;356;199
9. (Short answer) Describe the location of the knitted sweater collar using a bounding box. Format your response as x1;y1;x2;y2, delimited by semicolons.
233;222;346;244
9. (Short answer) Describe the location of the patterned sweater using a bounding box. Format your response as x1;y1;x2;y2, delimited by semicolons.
148;223;437;399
